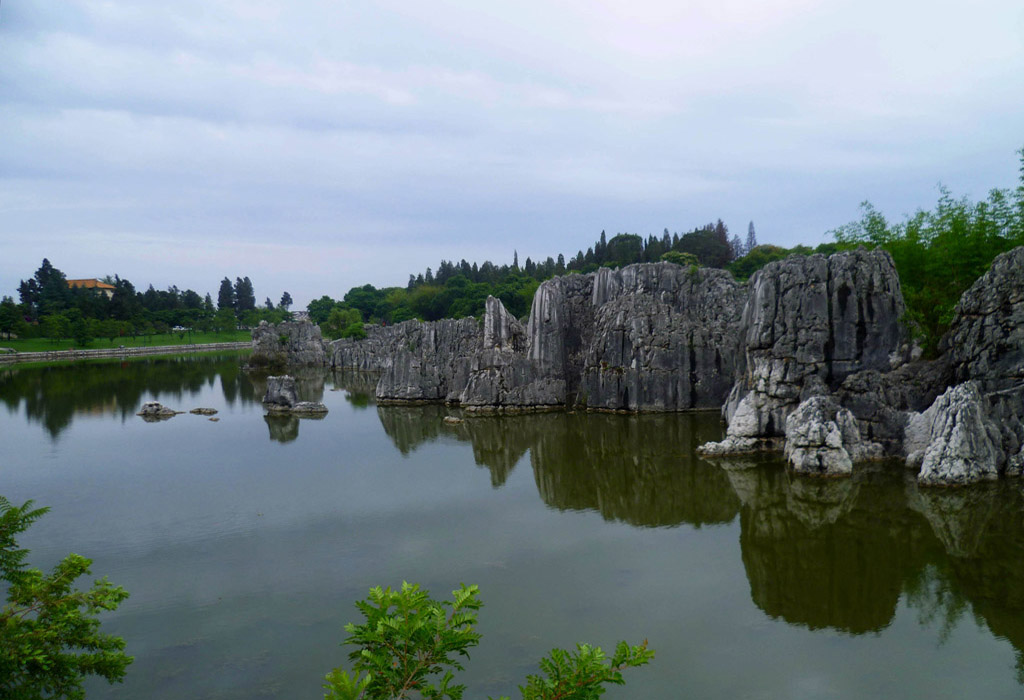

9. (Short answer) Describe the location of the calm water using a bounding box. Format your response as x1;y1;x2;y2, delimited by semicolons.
2;355;1023;699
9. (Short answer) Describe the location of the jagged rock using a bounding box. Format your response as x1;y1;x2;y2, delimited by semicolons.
783;395;882;476
262;375;329;414
461;265;747;411
263;375;299;407
579;263;745;411
190;407;218;415
251;320;327;367
373;318;481;402
702;248;906;455
482;295;526;352
136;401;180;419
906;382;1002;486
833;359;951;453
947;246;1024;393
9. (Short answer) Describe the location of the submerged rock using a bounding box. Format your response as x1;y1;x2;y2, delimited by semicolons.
190;407;218;415
136;401;181;420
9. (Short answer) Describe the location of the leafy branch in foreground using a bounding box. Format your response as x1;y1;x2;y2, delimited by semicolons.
323;582;653;700
0;497;132;700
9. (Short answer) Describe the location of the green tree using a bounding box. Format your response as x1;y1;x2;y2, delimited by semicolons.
0;497;132;699
0;296;20;339
217;278;235;311
323;307;363;340
660;251;699;267
324;583;653;700
279;291;293;311
234;277;256;313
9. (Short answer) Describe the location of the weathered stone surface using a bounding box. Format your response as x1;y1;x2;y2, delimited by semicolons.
482;295;526;352
783;395;883;477
136;401;180;419
263;375;299;407
190;407;218;415
250;320;327;367
579;263;745;411
947;246;1024;393
262;374;329;414
374;318;481;402
461;265;746;411
833;359;951;453
702;248;906;455
906;382;1002;486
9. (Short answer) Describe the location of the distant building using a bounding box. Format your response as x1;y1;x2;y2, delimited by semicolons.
67;278;116;299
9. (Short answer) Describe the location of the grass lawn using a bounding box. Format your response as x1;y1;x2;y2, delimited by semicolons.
0;329;252;353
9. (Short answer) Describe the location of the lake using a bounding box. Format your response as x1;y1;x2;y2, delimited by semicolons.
2;354;1023;699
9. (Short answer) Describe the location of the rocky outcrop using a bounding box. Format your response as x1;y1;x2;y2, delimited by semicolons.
460;264;747;411
251;320;327;367
136;401;181;420
947;246;1024;393
701;248;907;457
578;264;744;411
783;395;882;476
262;375;328;414
905;382;1002;485
333;263;747;411
374;318;481;402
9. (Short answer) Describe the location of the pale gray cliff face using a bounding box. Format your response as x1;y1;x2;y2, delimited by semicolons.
250;319;327;367
372;318;482;402
579;263;745;411
459;264;747;411
714;249;906;445
947;245;1024;393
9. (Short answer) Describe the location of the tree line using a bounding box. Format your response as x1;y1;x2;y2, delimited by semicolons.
310;219;775;335
0;260;295;346
311;147;1024;356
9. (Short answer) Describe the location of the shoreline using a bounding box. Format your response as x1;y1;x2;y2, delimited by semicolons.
0;341;252;365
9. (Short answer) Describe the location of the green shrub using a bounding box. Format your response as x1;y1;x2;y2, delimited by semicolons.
324;582;653;700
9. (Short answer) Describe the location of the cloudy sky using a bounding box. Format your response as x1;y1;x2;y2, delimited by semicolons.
2;0;1022;306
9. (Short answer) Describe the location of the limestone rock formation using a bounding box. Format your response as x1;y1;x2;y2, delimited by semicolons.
136;401;180;420
947;246;1024;393
262;375;328;414
373;318;481;402
251;319;327;367
701;248;906;455
460;264;747;411
579;264;745;411
905;382;1001;485
783;395;882;476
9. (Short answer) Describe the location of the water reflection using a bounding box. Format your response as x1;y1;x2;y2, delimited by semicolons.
0;354;250;439
374;402;1024;677
6;358;1024;687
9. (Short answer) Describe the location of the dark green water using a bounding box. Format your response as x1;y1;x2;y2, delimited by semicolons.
2;355;1023;699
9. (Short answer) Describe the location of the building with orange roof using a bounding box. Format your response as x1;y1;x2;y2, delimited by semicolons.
67;279;116;299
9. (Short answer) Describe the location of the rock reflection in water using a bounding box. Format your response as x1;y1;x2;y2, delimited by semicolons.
330;370;378;409
733;462;1024;676
530;412;739;527
264;413;300;443
376;406;738;526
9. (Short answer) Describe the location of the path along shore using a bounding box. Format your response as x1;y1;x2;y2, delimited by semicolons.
0;341;251;365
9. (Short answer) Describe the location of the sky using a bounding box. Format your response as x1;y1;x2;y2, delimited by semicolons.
2;0;1022;307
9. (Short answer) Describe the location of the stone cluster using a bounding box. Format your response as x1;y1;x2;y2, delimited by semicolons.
251;245;1024;486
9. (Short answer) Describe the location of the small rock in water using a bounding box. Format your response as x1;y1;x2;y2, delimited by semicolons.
136;401;180;420
208;417;220;422
443;415;463;425
190;407;218;415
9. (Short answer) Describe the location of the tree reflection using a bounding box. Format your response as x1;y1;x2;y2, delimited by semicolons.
0;354;251;439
